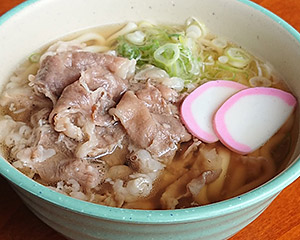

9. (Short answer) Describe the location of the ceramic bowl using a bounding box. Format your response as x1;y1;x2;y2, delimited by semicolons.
0;0;300;239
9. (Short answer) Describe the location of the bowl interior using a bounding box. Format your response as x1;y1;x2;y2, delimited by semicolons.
0;0;300;223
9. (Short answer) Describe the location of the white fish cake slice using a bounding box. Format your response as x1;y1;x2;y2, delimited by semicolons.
213;87;297;154
181;80;247;143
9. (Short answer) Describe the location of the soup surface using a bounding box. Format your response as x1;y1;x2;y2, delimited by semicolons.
0;18;297;209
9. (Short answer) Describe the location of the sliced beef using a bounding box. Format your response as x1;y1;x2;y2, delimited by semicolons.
49;77;115;141
135;83;174;114
80;64;130;97
50;65;129;134
48;54;134;157
29;108;77;158
36;157;102;190
34;51;135;103
28;120;102;190
0;85;52;122
113;91;157;149
148;114;192;156
29;50;192;194
32;124;77;157
76;122;125;159
113;84;191;158
156;84;178;103
49;80;91;141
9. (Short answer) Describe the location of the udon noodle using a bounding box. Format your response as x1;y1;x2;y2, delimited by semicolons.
0;18;297;209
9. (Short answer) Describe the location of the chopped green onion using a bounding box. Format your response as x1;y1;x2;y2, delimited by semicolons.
225;47;251;68
117;42;141;60
186;25;202;39
185;17;207;38
29;53;40;63
217;62;245;73
168;33;182;39
218;56;229;64
154;43;180;66
115;21;256;89
116;25;201;81
212;38;227;49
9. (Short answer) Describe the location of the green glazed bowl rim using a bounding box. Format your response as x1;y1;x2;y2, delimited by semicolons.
0;0;300;224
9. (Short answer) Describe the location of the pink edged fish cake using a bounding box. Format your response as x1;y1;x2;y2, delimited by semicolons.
213;87;297;154
181;80;247;143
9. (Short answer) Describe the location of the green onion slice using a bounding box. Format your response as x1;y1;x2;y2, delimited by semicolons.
154;43;180;67
29;53;40;63
225;47;251;68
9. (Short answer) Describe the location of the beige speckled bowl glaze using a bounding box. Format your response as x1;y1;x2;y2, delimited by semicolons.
0;0;300;240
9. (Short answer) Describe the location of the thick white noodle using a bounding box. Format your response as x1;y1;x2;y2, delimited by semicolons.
73;32;106;45
106;22;137;43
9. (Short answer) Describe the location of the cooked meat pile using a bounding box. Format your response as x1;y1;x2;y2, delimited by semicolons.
1;50;194;207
